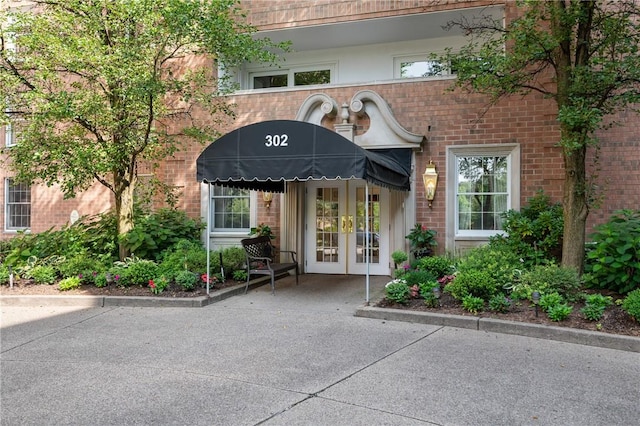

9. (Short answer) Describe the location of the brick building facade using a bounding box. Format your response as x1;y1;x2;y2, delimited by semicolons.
2;1;638;277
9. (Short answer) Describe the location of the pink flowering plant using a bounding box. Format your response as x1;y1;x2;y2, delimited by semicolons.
200;273;219;286
148;277;169;295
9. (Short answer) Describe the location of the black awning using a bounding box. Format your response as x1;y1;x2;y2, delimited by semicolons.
196;120;411;192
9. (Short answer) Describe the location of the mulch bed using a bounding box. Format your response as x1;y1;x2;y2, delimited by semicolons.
3;279;639;338
0;278;241;299
376;292;640;338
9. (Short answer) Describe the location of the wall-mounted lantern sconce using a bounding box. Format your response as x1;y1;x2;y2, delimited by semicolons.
263;191;273;209
422;160;439;208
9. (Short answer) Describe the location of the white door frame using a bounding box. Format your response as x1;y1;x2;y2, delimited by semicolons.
304;180;390;275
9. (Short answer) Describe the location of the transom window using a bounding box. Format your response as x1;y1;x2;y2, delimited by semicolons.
5;178;31;231
210;185;250;231
250;66;332;89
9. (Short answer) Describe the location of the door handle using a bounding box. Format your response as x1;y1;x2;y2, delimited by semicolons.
341;216;354;233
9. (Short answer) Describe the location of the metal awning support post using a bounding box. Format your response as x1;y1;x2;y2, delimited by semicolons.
206;183;211;296
365;182;370;305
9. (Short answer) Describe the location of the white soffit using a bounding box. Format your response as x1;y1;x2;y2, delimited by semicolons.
255;6;504;52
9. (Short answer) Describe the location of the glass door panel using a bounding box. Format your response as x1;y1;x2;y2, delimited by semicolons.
305;182;346;274
315;187;339;263
354;186;380;264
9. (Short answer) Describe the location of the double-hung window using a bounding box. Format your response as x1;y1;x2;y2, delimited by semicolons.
210;185;250;231
446;145;520;246
4;118;22;147
5;178;31;231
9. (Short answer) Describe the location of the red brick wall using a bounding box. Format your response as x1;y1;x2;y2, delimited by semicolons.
2;0;638;246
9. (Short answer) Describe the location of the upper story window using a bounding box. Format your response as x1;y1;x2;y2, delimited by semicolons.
4;119;22;147
395;55;455;79
210;185;251;231
5;178;31;231
249;65;333;89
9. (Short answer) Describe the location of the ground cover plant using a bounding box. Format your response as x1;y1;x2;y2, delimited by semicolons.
0;207;245;296
379;207;640;337
584;210;640;294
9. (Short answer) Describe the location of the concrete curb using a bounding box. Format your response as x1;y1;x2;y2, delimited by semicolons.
0;277;271;308
355;306;640;353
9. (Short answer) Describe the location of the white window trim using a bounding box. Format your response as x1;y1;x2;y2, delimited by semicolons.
247;62;336;90
5;123;16;147
445;144;520;251
4;177;31;232
209;187;255;234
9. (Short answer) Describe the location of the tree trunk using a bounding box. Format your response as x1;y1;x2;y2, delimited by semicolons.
115;181;136;261
561;144;588;274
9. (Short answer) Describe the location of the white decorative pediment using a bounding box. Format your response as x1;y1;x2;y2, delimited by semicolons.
295;90;425;149
295;93;338;125
350;90;424;149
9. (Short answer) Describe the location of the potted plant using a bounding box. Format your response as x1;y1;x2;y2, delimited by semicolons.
391;250;409;270
250;223;275;239
405;224;437;259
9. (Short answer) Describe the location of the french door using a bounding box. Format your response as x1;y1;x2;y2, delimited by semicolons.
305;180;389;275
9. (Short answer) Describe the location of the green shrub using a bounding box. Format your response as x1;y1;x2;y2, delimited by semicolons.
94;272;108;288
175;270;198;291
107;266;127;287
445;270;498;301
28;265;57;285
58;255;105;281
222;246;249;277
621;289;640;322
461;294;484;314
580;294;613;322
149;277;170;295
584;210;640;294
547;304;573;322
416;256;454;279
121;259;159;287
420;281;440;308
488;294;511;313
391;250;408;267
539;292;564;312
489;191;563;266
584;293;613;309
232;269;247;282
58;276;81;291
418;280;439;299
159;240;208;280
121;208;204;261
385;280;410;304
581;304;606;322
0;265;9;285
404;270;437;287
456;245;521;290
517;264;582;302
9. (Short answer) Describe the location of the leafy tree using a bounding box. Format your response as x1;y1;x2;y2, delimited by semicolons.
0;0;286;259
435;0;640;273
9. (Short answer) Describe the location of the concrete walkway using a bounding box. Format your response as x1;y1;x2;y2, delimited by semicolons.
2;275;640;425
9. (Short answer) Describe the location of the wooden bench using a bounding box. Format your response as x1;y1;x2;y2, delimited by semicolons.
241;236;299;295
